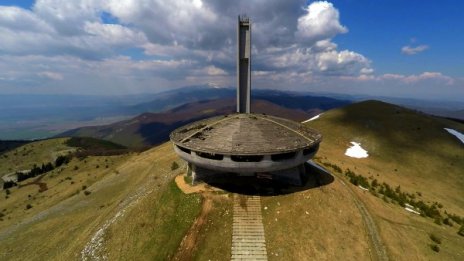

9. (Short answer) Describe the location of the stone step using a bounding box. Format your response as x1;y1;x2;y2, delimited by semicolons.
232;236;266;240
233;233;265;236
232;251;268;255
232;250;267;253
232;239;266;243
232;195;268;261
232;245;267;248
232;246;267;249
233;229;265;233
233;228;264;231
232;255;268;258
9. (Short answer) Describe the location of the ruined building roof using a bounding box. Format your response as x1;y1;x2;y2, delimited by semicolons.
170;113;322;155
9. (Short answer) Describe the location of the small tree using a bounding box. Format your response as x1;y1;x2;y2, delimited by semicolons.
430;244;440;252
55;155;65;167
429;234;441;244
458;225;464;237
443;218;453;227
171;161;179;171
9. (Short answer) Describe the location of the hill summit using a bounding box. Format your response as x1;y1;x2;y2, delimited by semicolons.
1;100;463;260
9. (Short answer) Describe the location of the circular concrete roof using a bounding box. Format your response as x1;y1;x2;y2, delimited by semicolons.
170;113;322;155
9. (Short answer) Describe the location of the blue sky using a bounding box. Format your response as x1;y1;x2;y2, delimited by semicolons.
0;0;462;101
330;0;464;77
1;1;34;8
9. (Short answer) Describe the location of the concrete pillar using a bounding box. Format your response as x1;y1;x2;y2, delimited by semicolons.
191;164;196;185
237;15;251;113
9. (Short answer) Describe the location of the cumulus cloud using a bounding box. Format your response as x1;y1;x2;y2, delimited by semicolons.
295;1;348;44
0;0;458;100
401;44;429;55
381;72;454;85
37;71;64;80
342;72;455;86
0;0;372;89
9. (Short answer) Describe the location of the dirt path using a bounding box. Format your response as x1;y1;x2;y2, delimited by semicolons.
19;175;48;192
175;174;223;194
172;196;213;261
338;179;389;261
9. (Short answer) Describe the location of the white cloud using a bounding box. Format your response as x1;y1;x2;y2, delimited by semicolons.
0;6;53;33
37;71;64;80
33;0;101;35
0;0;459;101
295;1;348;44
103;0;219;48
401;44;429;55
344;72;455;86
396;72;454;85
83;22;147;47
317;50;370;75
198;65;228;76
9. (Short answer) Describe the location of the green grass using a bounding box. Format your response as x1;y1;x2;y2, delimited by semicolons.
147;181;202;260
65;137;127;150
104;176;203;260
0;142;187;260
0;138;74;176
192;196;233;261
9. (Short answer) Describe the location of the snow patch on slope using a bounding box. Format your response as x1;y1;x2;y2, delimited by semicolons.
345;142;369;158
302;113;322;123
444;128;464;144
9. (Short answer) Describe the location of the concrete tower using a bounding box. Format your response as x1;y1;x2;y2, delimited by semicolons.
237;15;251;113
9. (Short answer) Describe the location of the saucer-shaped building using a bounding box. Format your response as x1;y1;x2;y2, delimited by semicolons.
170;113;321;184
169;16;322;185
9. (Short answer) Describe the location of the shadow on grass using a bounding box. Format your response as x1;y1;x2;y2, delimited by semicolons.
202;162;334;196
0;140;32;155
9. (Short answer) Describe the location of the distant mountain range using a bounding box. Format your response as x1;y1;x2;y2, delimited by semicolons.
2;85;463;140
58;96;348;148
0;86;350;140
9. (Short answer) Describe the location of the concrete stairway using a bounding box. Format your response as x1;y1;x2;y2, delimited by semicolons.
231;195;268;260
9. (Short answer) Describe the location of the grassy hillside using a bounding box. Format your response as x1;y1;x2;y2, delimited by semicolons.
0;138;75;176
0;140;31;154
305;100;464;260
1;100;462;260
0;139;232;260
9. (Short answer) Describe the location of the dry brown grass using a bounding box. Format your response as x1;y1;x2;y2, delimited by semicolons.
304;101;464;260
0;142;204;260
261;179;371;260
0;138;74;175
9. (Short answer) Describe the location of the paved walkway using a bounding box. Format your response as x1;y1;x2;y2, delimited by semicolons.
231;195;268;261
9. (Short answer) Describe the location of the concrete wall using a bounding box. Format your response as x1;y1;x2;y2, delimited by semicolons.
173;145;317;173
